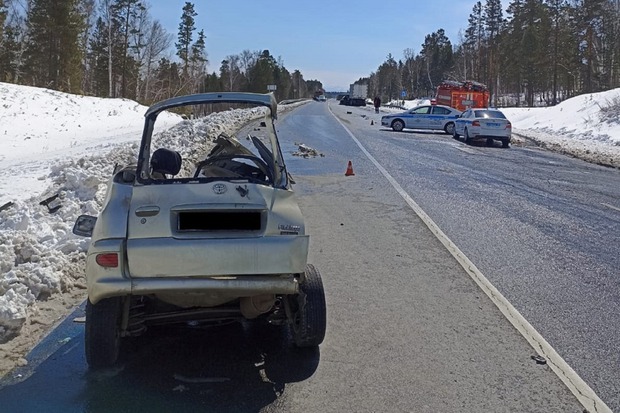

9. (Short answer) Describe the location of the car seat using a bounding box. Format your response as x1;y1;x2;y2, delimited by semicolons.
150;148;182;178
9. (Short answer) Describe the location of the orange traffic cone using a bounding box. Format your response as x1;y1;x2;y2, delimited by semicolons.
345;161;355;176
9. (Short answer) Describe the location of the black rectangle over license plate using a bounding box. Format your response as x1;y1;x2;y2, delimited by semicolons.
178;211;261;231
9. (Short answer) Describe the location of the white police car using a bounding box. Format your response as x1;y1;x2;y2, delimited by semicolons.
381;104;461;134
453;108;512;148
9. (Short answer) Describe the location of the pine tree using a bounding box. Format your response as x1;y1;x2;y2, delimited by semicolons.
597;0;620;89
0;0;19;82
189;28;207;92
87;17;110;96
0;24;20;82
273;61;291;100
465;1;484;81
22;0;86;92
77;0;95;93
248;50;276;93
176;2;196;80
373;54;398;99
503;0;550;105
110;0;145;98
201;72;221;93
575;0;607;92
545;0;569;103
0;0;6;39
420;30;453;94
482;0;504;105
305;79;323;97
290;69;306;98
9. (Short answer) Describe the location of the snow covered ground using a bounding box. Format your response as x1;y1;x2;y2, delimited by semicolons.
0;82;619;376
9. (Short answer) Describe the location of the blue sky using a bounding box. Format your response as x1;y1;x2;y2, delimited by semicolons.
149;0;478;91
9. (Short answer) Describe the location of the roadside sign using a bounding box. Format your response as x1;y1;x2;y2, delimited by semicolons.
267;85;277;91
401;90;407;97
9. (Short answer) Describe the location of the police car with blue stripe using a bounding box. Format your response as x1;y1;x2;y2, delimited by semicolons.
381;104;461;135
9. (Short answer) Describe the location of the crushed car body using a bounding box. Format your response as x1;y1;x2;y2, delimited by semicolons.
73;92;326;368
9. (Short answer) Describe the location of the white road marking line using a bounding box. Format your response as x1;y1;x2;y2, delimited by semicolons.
328;107;612;413
602;202;620;213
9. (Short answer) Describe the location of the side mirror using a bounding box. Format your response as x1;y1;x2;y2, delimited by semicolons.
73;215;97;237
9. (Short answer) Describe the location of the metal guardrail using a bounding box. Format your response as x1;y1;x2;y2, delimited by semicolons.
279;98;309;105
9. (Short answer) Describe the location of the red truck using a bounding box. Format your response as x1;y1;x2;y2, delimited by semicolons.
434;80;489;111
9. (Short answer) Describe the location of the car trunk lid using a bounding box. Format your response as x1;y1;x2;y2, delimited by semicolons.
125;181;308;278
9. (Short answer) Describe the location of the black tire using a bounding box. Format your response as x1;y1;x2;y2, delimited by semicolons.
464;128;471;144
444;122;455;135
391;119;405;132
290;264;326;347
452;127;460;140
502;139;510;148
85;297;123;369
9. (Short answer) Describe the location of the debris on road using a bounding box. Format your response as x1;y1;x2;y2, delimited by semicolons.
293;142;323;158
531;355;547;365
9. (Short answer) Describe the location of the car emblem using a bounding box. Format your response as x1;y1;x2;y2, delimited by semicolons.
212;183;227;194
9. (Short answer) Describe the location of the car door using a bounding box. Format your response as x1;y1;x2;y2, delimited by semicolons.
406;106;431;129
429;106;452;130
456;109;471;133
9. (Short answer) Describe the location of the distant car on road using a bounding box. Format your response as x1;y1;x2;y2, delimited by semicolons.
339;95;366;106
453;108;512;147
381;104;461;134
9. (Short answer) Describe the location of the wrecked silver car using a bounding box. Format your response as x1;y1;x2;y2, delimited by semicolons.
73;92;326;368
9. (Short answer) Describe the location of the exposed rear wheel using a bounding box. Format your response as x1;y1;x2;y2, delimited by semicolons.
85;297;123;369
289;264;326;347
391;120;405;132
464;129;471;144
502;139;510;148
444;122;455;135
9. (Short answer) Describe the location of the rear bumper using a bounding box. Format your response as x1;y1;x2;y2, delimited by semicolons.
88;273;299;304
469;130;511;140
477;135;511;140
85;236;308;303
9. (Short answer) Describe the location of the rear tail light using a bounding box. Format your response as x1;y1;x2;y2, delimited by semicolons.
472;120;480;126
96;253;119;268
506;122;512;129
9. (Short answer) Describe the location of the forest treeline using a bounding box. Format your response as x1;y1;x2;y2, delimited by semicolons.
363;0;620;107
0;0;323;104
1;1;619;107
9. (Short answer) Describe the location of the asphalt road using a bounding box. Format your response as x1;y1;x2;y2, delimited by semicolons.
1;100;615;412
319;100;620;411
